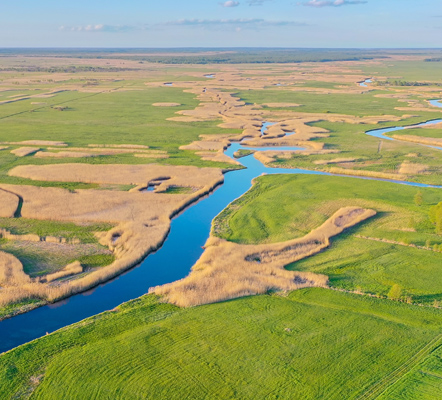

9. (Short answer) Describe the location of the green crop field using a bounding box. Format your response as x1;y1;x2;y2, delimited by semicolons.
2;289;442;400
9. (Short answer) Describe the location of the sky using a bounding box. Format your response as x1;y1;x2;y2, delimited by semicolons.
1;0;442;48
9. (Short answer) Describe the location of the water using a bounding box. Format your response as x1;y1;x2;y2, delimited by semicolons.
430;99;442;108
365;119;442;150
164;83;173;87
359;79;372;87
1;120;441;353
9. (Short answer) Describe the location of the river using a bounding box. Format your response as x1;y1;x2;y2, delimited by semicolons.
0;118;441;353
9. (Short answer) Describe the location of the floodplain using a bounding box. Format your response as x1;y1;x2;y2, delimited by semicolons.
0;49;441;399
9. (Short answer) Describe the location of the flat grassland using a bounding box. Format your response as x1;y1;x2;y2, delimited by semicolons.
215;174;442;304
1;51;442;398
1;290;442;400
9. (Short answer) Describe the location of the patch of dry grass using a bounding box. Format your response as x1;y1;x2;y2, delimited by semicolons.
314;158;358;165
11;147;40;157
0;164;225;312
328;167;406;181
398;162;428;175
9;163;223;192
392;134;442;147
152;102;181;107
151;207;375;307
0;189;20;218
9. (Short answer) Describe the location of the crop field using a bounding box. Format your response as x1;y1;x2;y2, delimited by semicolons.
2;290;442;399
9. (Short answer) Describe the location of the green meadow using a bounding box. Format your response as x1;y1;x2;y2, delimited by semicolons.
214;174;442;303
2;290;442;400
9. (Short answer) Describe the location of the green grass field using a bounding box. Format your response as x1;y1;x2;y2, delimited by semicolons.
236;89;419;117
1;53;442;399
2;289;442;399
214;174;442;303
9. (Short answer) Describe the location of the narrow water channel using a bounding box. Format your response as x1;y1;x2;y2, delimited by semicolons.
0;119;441;353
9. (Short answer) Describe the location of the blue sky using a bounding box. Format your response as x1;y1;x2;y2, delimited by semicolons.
1;0;441;48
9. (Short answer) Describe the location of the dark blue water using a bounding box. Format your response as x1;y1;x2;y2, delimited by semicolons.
0;121;441;353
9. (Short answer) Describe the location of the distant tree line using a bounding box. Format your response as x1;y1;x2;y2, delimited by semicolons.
0;66;137;73
375;80;442;87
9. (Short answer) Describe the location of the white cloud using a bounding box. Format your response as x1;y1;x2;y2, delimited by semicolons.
221;1;240;7
302;0;367;7
166;18;306;30
247;0;272;5
59;24;134;33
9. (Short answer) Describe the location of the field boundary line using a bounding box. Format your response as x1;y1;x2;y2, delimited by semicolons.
357;332;442;400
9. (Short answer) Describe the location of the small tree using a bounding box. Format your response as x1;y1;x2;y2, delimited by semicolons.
429;202;442;234
414;191;423;207
388;284;402;300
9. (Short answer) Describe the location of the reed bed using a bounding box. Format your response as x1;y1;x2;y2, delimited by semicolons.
10;147;40;157
0;170;224;312
398;162;428;175
0;189;20;218
151;207;376;307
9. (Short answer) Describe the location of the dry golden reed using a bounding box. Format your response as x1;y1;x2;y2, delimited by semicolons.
151;207;376;307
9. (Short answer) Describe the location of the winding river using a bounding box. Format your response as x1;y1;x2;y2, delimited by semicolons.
1;116;442;354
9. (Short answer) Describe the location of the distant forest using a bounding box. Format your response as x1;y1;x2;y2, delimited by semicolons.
1;48;442;65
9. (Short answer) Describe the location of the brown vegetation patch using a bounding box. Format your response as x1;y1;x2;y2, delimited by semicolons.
398;162;428;175
0;251;30;287
314;158;358;165
391;134;442;147
2;140;67;147
0;189;20;218
11;147;41;157
262;103;301;108
152;102;181;107
34;151;98;158
9;163;223;192
44;261;83;283
88;144;149;149
0;164;224;312
327;167;406;181
151;207;376;307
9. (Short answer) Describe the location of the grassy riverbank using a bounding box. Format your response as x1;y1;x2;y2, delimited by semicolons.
214;174;442;303
2;289;442;399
